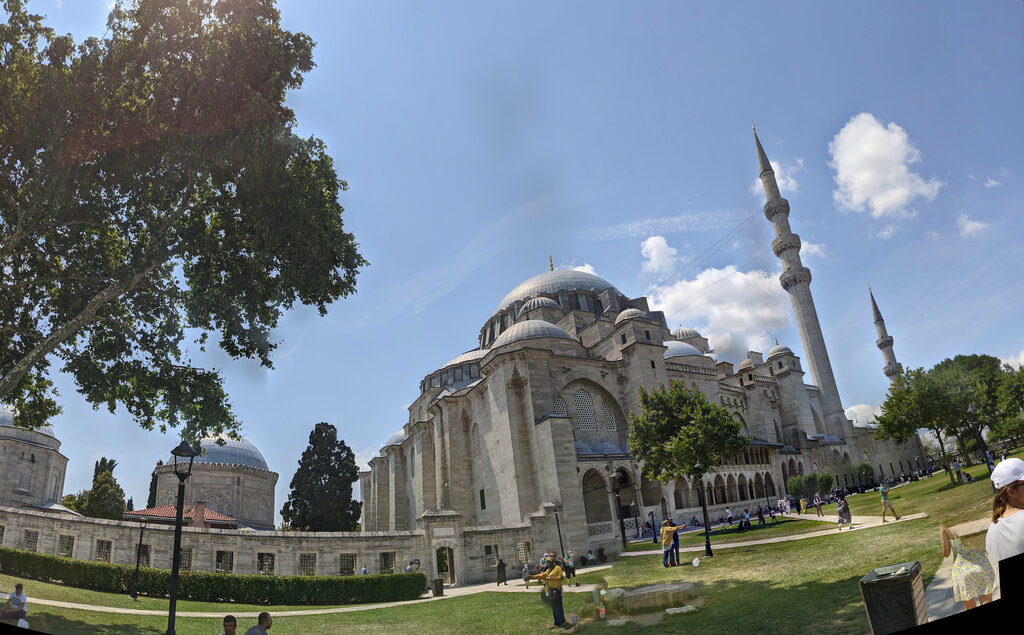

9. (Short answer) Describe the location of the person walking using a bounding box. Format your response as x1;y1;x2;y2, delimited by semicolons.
756;505;765;526
836;496;853;530
522;562;531;588
496;558;507;586
881;484;901;522
813;493;823;517
726;507;733;526
952;459;963;483
940;524;995;611
769;505;777;524
563;551;577;587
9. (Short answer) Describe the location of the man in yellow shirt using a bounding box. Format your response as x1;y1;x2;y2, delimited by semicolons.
531;558;568;628
660;519;686;567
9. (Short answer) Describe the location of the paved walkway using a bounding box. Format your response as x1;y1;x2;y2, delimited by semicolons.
923;517;998;622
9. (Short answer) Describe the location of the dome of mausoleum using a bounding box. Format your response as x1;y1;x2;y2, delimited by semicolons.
179;435;270;471
516;297;562;318
385;429;406;446
492;320;573;348
663;340;703;359
0;408;56;438
768;343;793;358
496;270;621;313
673;327;701;340
614;308;646;324
737;358;755;371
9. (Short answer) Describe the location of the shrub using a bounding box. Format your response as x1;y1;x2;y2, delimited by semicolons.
0;547;425;605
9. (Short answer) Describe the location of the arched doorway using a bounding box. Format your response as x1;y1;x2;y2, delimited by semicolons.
754;473;764;498
714;475;727;504
582;469;611;524
765;472;776;496
434;543;456;585
737;474;748;501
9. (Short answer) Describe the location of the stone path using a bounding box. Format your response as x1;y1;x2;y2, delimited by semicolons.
923;517;998;622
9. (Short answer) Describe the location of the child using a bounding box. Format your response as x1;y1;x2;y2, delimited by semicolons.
522;563;531;588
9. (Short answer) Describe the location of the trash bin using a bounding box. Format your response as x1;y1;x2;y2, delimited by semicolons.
859;561;927;634
431;578;444;597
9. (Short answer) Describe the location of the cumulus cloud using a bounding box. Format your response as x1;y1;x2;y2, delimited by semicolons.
640;236;678;274
927;230;940;240
570;263;598;275
354;447;377;472
874;224;899;240
956;213;989;238
1002;350;1024;370
801;242;825;259
646;266;791;363
985;178;1001;188
829;113;943;221
846;403;882;426
750;159;803;196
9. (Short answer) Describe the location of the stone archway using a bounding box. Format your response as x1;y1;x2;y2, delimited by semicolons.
765;472;776;496
714;475;726;504
582;469;611;524
432;538;458;585
737;474;748;501
754;473;764;499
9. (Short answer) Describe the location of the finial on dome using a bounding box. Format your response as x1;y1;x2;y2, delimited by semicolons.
549;255;554;272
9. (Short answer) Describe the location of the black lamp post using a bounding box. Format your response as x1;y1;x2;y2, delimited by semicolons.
131;522;146;600
695;461;713;558
611;473;627;551
167;440;198;635
554;508;566;558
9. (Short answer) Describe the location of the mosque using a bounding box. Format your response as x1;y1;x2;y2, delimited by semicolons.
0;131;923;584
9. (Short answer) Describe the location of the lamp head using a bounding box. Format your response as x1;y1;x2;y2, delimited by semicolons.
171;440;198;476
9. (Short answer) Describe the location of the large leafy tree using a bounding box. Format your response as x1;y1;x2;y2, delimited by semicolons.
0;0;365;441
627;382;749;495
281;422;361;531
995;362;1024;441
875;368;951;464
61;456;127;519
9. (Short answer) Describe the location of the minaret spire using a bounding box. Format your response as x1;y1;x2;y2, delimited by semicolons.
754;128;848;437
869;286;903;383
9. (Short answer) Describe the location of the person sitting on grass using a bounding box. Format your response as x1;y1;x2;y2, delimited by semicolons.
218;615;237;635
0;583;27;622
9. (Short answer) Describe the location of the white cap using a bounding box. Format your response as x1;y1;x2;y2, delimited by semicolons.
992;458;1024;490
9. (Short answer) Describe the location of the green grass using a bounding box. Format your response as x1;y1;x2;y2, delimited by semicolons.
624;516;831;552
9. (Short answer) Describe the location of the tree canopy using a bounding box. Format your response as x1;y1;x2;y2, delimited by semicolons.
627;382;750;484
62;456;126;519
0;0;365;441
281;422;361;531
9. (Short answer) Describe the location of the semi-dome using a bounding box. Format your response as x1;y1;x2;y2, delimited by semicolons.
663;340;703;359
496;270;621;313
385;429;406;446
492;320;573;348
767;343;793;358
0;408;56;438
516;296;562;318
673;326;702;340
183;435;270;471
614;308;646;324
441;348;488;370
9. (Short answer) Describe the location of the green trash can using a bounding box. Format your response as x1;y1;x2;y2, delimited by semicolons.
431;578;444;597
859;561;927;634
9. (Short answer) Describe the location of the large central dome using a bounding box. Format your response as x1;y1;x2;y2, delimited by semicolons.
496;270;621;313
170;435;271;471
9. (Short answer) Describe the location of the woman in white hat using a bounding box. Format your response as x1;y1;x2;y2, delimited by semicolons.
985;458;1024;563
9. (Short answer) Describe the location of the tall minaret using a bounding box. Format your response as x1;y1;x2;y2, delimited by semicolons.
754;127;847;436
869;286;903;383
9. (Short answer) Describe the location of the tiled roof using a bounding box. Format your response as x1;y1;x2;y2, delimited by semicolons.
125;505;237;523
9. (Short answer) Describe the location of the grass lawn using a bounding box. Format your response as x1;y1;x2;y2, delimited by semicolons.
624;516;831;552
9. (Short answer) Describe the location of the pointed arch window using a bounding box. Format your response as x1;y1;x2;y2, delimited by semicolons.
472;424;481;457
602;401;616;431
573;390;597;432
553;397;567;417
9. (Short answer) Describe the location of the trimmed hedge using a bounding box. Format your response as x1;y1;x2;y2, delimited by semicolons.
0;547;426;605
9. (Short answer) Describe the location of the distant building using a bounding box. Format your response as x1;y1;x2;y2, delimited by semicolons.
0;410;73;516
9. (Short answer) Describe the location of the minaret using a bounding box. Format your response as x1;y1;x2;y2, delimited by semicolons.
754;128;847;436
869;285;903;383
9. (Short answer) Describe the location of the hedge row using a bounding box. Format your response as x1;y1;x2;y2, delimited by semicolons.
0;547;426;605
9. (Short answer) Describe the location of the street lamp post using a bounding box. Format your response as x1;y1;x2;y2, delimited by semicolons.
166;440;198;635
554;509;566;558
611;473;627;551
695;461;713;558
131;522;146;600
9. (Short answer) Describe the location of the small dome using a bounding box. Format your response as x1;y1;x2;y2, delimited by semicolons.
440;348;488;370
768;343;793;358
0;408;56;438
592;441;624;455
492;320;573;348
516;296;562;318
185;435;270;471
663;340;703;359
673;326;701;340
737;358;755;371
614;308;646;324
575;440;594;455
385;429;406;446
496;270;620;313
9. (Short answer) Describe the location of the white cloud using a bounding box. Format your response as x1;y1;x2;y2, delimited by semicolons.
846;403;882;426
985;178;1002;188
354;447;377;472
956;213;989;238
640;236;678;274
647;266;791;363
1002;350;1024;370
829;113;943;221
874;224;899;240
801;242;825;259
927;230;940;240
570;263;598;275
585;211;736;241
750;159;803;196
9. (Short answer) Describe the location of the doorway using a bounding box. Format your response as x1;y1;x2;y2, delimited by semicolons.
435;546;455;585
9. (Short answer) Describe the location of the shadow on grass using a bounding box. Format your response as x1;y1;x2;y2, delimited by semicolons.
20;610;164;634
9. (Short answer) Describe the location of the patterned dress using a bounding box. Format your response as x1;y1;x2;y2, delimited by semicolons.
949;538;996;602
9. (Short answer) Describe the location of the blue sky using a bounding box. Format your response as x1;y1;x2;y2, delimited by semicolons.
26;1;1023;524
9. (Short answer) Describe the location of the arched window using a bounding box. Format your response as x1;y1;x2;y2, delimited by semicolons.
472;424;481;457
573;390;597;432
553;397;567;417
602;401;616;432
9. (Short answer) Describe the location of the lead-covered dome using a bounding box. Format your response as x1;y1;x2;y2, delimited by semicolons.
663;340;703;359
496;270;621;313
767;343;793;358
614;308;646;324
0;408;56;438
385;429;406;446
184;435;270;471
441;348;488;370
492;320;573;348
516;296;562;319
673;326;701;340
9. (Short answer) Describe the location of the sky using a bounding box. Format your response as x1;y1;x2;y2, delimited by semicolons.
20;1;1024;525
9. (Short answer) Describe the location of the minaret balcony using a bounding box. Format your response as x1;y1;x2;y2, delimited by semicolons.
883;362;903;378
763;198;790;222
779;267;812;291
876;336;894;349
772;233;802;258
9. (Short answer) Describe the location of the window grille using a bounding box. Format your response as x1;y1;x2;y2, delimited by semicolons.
553;397;567;417
516;541;532;564
180;547;193;570
472;424;481;456
137;544;150;567
484;544;499;567
379;552;396;574
298;553;317;576
573;390;597;431
258;552;275;575
602;401;616;431
17;467;31;492
96;540;112;562
58;535;74;558
339;553;357;576
23;530;39;552
216;550;234;573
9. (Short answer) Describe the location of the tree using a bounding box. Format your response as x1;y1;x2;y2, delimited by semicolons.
94;457;118;480
996;363;1024;442
785;473;834;501
146;460;163;509
0;0;366;441
627;382;750;541
854;462;875;485
62;468;127;519
126;497;134;512
281;422;361;531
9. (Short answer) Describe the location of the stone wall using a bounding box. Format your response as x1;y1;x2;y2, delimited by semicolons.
0;428;67;509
